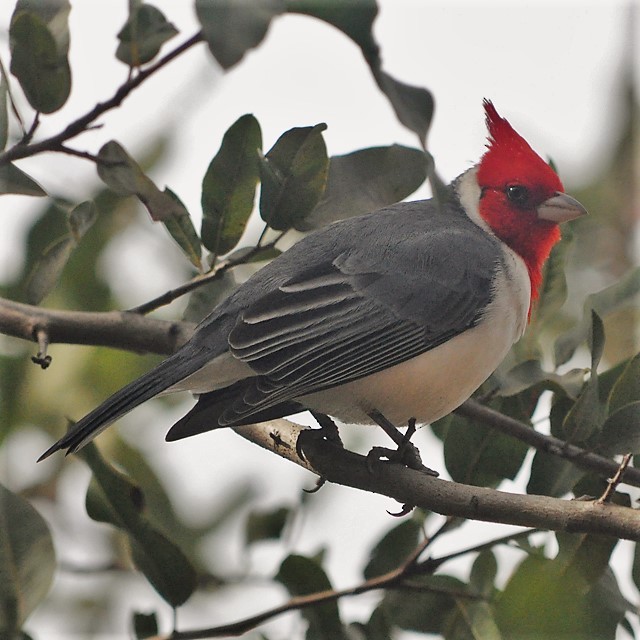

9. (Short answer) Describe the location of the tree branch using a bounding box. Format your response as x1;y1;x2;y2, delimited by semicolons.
456;399;640;487
0;297;194;356
0;31;204;166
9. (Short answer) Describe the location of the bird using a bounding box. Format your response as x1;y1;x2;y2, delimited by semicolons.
39;100;587;465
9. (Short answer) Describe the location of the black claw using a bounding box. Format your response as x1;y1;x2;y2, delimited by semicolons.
304;476;327;494
387;503;415;517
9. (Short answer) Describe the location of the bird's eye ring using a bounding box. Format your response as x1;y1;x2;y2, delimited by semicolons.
506;185;530;207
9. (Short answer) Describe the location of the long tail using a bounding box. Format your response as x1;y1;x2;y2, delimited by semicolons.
38;349;213;460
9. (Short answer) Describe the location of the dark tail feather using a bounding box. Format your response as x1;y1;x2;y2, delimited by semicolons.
38;350;212;460
166;382;304;441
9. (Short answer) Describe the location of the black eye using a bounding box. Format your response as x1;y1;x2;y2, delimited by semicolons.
506;185;530;207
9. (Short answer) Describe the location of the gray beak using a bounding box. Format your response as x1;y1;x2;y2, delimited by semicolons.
537;192;588;223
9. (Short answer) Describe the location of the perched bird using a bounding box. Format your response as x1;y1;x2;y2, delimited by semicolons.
40;101;586;463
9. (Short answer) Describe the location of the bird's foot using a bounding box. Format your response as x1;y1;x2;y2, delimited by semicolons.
366;415;439;476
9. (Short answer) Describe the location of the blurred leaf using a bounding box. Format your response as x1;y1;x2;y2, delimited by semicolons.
201;114;262;257
116;3;178;67
493;359;585;399
495;534;619;640
299;145;428;231
132;611;159;639
245;506;289;545
381;574;467;634
196;0;284;69
370;69;434;148
81;443;197;607
443;402;528;487
0;163;46;196
555;267;640;366
259;123;329;230
276;554;348;640
562;311;606;442
9;0;71;113
607;351;640;414
0;483;56;631
24;201;97;304
25;235;74;304
0;65;8;150
182;269;239;323
161;188;203;271
470;550;498;599
67;200;98;241
599;402;640;455
527;448;584;497
363;519;422;580
355;605;393;640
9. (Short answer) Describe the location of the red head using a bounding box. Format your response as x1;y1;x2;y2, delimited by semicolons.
476;100;585;304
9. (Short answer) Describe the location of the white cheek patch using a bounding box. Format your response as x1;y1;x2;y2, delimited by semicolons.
455;166;494;235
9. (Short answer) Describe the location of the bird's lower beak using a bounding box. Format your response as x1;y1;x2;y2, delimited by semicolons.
537;192;588;223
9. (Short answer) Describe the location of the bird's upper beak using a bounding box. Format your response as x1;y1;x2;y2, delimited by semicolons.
537;192;588;223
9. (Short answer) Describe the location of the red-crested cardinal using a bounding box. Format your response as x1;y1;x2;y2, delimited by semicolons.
40;100;586;463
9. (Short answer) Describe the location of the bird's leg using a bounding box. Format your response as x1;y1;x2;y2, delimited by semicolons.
367;411;438;477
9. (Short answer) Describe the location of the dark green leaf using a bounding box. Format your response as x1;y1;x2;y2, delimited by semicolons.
0;163;46;196
299;145;428;230
370;68;434;148
363;519;422;580
161;188;203;271
562;311;606;442
182;269;239;323
493;359;585;399
259;123;329;230
599;402;640;455
555;267;640;365
443;406;528;487
469;550;498;598
9;0;71;113
0;483;56;630
80;444;197;607
381;574;467;634
196;0;285;69
133;611;159;639
245;506;289;545
24;235;74;304
276;554;348;640
116;3;178;66
527;448;584;497
201;114;262;257
607;351;640;414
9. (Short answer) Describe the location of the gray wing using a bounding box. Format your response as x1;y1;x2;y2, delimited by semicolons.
194;203;501;426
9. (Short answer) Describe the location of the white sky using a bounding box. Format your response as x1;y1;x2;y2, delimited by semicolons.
1;1;638;638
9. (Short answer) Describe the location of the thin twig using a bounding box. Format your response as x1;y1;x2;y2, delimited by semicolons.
597;453;633;504
0;31;204;166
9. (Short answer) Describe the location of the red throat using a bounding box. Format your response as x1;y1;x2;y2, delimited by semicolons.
477;100;565;313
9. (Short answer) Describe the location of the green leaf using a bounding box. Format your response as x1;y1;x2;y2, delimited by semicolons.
116;3;178;67
470;551;498;598
276;554;348;640
561;311;606;442
599;402;640;455
607;351;640;415
0;163;46;196
493;359;585;399
299;145;428;231
381;574;467;634
443;405;528;487
132;611;159;639
24;235;74;304
9;0;71;113
363;519;422;580
0;483;56;631
80;443;197;607
201;114;262;257
245;506;289;545
555;267;640;366
370;69;434;148
67;200;98;242
161;188;203;271
0;64;8;150
527;448;584;497
182;268;239;323
196;0;285;69
259;123;329;230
